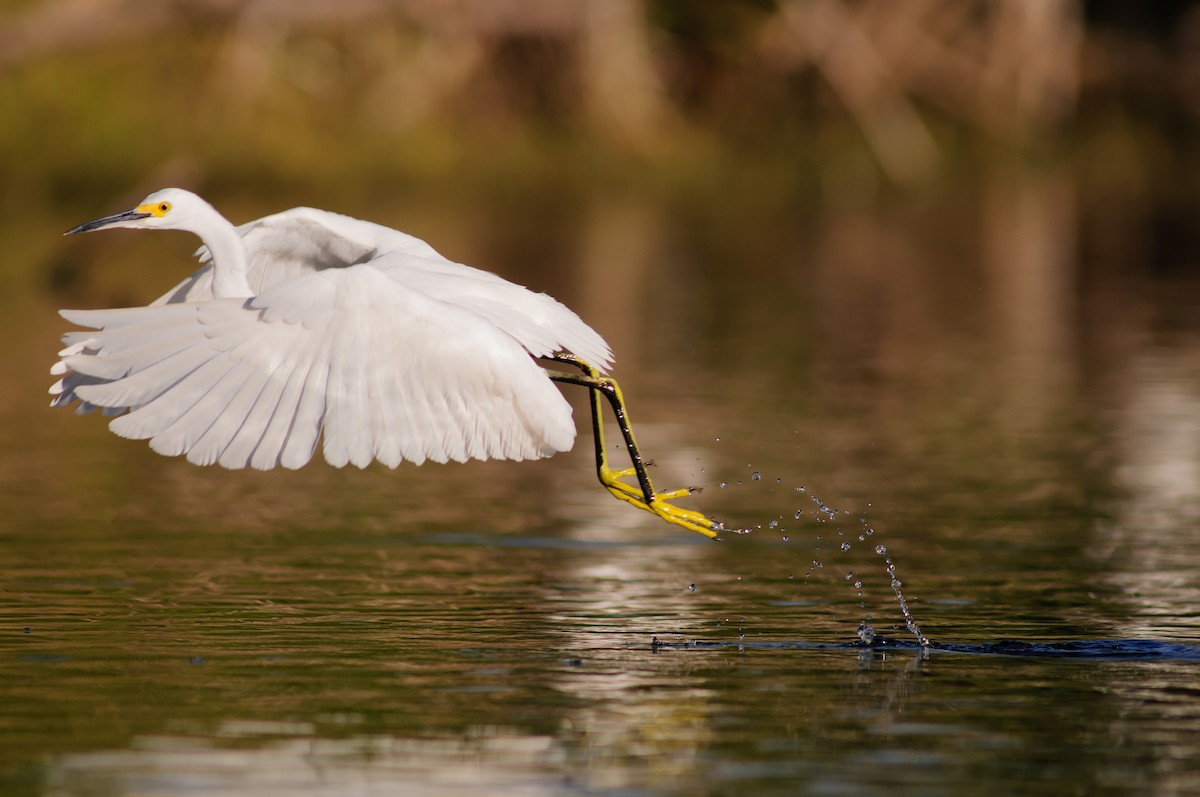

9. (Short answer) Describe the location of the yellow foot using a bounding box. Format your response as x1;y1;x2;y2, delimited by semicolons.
600;469;722;539
602;466;644;500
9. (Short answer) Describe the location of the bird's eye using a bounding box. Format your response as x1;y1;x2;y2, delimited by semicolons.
158;202;171;214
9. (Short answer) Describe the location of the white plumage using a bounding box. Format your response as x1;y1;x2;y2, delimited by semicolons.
52;189;612;471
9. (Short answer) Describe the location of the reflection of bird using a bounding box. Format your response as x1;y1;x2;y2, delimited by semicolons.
52;189;719;537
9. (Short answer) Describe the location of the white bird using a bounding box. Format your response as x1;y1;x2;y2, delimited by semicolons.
52;188;719;537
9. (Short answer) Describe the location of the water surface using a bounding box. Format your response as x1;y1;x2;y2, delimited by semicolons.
3;179;1200;796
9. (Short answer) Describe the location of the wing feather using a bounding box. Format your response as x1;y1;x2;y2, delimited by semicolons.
58;263;577;470
152;359;258;463
371;254;614;370
218;332;311;469
55;204;610;470
143;208;612;369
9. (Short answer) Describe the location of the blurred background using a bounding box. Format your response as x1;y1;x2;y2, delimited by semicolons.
6;2;1200;795
5;0;1200;611
4;0;1200;549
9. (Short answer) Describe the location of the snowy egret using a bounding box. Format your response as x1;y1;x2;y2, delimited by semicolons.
52;189;720;538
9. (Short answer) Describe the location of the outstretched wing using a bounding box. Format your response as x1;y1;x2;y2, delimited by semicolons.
54;265;577;470
368;252;613;370
149;207;613;370
151;207;441;305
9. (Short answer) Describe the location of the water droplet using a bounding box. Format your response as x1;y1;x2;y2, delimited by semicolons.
853;580;863;589
720;481;728;488
875;544;887;555
688;583;696;592
768;519;779;529
752;471;761;481
815;498;839;520
840;542;851;552
794;486;806;493
782;535;789;542
794;509;803;520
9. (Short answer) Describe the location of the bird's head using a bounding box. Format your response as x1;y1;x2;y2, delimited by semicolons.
65;188;214;235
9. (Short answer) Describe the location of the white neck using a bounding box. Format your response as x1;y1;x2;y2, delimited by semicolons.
196;208;254;299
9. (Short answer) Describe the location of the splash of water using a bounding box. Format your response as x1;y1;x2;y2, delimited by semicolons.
701;463;930;647
873;544;929;647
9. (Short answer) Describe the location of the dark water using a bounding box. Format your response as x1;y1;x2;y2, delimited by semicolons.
4;177;1200;796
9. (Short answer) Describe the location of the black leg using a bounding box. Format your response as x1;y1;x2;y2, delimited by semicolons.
546;354;720;538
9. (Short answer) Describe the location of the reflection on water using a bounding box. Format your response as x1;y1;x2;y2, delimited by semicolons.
49;731;572;797
1102;344;1200;643
4;166;1200;795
